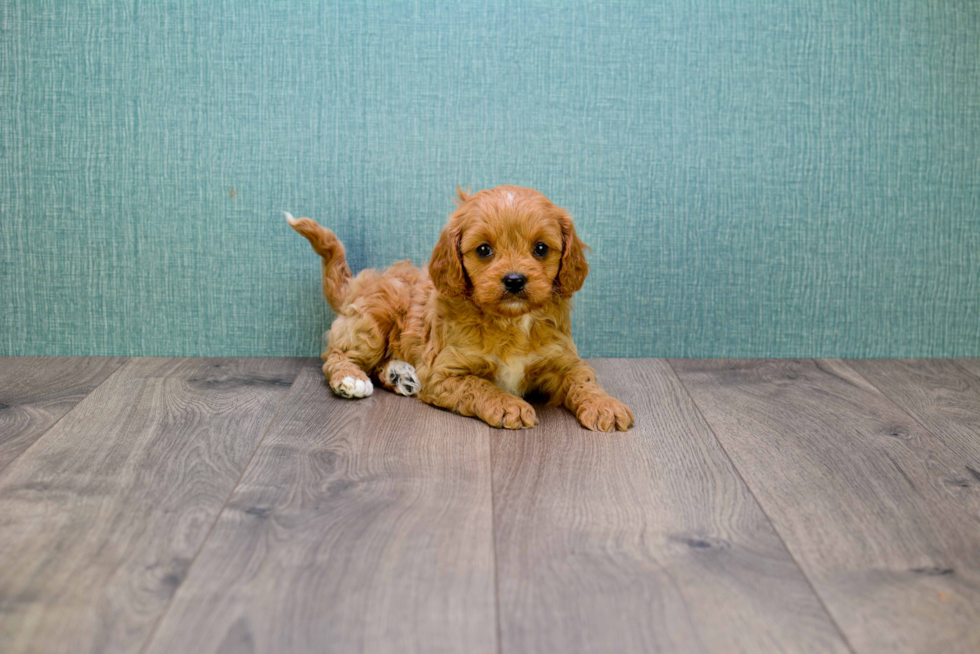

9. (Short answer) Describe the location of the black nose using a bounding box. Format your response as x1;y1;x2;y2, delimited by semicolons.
502;273;527;293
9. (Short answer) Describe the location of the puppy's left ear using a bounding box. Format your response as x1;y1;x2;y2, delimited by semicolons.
555;210;589;298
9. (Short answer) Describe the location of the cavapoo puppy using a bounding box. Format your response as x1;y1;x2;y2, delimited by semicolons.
286;185;633;432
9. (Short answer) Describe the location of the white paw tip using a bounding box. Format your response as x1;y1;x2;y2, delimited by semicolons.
283;211;299;225
335;376;373;398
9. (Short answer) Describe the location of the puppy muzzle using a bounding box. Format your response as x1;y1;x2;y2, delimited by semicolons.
502;273;527;294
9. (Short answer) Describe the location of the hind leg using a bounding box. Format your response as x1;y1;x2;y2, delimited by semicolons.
379;359;420;396
321;313;386;399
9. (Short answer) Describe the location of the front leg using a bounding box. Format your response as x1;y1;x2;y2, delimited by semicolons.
419;374;538;429
554;360;633;432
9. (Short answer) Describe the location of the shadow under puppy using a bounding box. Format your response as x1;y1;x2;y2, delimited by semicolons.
286;185;633;432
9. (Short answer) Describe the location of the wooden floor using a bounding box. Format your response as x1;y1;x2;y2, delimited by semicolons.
1;358;979;654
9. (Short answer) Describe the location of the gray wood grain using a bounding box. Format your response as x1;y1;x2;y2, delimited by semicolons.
0;357;302;654
0;357;126;472
492;359;850;654
671;358;980;654
848;359;980;469
143;358;497;654
953;359;980;380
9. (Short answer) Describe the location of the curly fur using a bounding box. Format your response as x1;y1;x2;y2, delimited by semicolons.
287;185;633;431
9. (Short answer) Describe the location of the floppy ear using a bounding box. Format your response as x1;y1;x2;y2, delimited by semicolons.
556;211;589;298
429;222;469;297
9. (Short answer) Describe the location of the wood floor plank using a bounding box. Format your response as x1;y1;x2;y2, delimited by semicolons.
0;357;302;654
143;358;497;654
847;359;980;469
952;359;980;379
670;358;980;654
492;359;850;654
0;357;126;472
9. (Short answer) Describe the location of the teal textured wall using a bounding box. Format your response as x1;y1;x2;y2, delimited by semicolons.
2;1;978;357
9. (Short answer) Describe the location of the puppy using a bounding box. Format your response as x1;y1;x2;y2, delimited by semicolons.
286;185;633;432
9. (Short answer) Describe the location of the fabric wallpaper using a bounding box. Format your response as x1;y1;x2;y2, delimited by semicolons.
2;1;978;357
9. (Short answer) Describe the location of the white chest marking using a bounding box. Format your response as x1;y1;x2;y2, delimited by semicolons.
519;314;533;336
495;355;533;396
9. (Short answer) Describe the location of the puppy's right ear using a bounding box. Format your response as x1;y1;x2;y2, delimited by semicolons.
429;223;468;297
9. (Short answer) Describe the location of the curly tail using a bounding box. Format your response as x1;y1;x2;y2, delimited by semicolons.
284;212;352;312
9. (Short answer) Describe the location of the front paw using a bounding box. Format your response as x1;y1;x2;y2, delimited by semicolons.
576;396;634;432
481;395;538;429
330;375;374;399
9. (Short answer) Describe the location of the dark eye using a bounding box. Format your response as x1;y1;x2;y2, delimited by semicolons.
534;242;549;257
476;244;493;258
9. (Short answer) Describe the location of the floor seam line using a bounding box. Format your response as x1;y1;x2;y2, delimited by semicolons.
0;357;131;477
665;358;860;654
488;421;504;654
836;358;975;465
135;356;307;654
